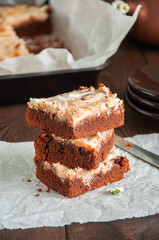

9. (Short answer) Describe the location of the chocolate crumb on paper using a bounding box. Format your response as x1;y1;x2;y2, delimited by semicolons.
121;143;134;149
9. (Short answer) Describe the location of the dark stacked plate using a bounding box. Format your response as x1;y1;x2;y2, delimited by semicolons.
126;63;159;120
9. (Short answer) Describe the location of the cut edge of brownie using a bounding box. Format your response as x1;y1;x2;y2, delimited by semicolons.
26;106;124;139
34;156;130;198
0;4;52;37
15;17;53;37
34;130;114;170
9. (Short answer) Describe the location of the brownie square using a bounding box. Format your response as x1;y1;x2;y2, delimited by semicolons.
34;149;130;198
34;129;114;170
26;84;124;139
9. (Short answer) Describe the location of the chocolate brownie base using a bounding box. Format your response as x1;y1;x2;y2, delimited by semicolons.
26;107;124;139
34;130;114;170
0;4;52;37
15;18;52;37
24;36;65;54
34;156;130;198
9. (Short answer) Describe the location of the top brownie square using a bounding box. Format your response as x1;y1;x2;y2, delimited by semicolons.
26;83;124;139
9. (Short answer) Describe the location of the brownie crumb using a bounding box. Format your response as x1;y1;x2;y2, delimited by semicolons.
35;194;39;197
121;143;133;149
126;143;133;147
27;179;31;182
46;188;50;193
38;188;42;192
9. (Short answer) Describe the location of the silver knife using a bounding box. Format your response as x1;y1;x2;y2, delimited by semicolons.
114;135;159;168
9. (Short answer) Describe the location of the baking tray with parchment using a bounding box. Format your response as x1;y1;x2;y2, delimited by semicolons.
0;59;111;105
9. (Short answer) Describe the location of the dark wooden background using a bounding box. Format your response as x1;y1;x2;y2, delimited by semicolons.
0;0;159;239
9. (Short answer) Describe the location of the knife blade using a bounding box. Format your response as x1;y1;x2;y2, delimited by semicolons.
114;135;159;168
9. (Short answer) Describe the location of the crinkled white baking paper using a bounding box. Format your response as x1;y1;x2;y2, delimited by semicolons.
0;133;159;230
0;0;140;75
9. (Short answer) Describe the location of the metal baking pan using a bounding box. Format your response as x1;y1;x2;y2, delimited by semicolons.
0;58;111;105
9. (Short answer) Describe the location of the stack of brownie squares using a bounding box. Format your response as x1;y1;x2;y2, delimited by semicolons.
26;83;130;198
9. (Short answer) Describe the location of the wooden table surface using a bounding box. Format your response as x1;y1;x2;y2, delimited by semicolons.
0;20;159;240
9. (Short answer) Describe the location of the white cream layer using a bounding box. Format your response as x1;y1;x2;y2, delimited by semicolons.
0;5;50;28
50;129;114;150
0;4;50;60
28;85;124;127
43;149;120;186
0;23;31;61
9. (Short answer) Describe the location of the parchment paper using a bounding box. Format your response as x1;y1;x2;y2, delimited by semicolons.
0;133;159;230
0;0;141;75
